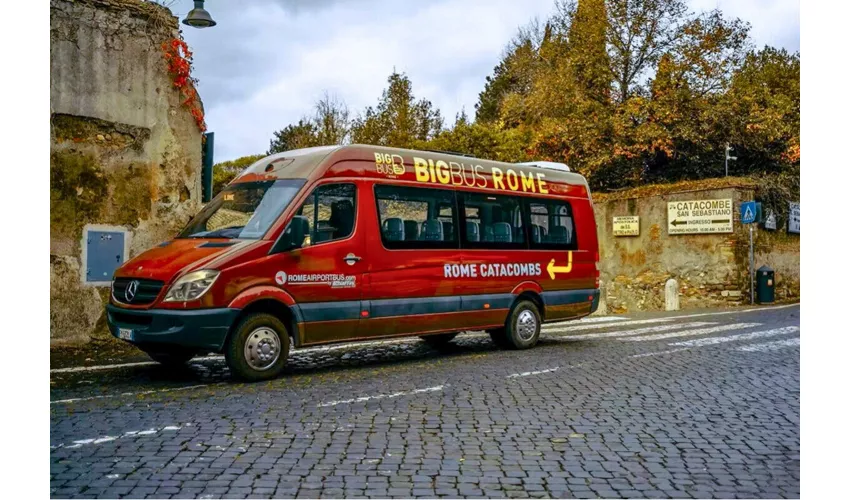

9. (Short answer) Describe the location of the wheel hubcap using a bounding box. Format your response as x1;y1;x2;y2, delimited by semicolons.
517;310;537;341
244;327;281;371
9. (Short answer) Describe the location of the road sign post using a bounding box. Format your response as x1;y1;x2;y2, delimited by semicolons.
740;201;760;305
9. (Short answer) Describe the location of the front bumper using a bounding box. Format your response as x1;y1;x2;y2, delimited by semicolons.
106;304;240;352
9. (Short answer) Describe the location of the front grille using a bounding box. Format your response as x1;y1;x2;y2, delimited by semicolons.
112;278;164;305
109;310;153;326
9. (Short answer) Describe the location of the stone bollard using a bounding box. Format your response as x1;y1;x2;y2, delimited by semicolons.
665;278;680;311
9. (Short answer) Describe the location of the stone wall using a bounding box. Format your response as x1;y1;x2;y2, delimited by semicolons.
592;180;800;314
50;0;204;344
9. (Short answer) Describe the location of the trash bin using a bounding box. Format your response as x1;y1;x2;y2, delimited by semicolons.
756;265;775;304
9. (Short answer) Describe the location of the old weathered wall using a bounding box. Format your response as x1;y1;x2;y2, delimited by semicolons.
593;181;800;314
50;0;203;344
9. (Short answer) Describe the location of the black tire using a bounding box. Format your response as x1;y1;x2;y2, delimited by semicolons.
487;328;511;348
225;313;290;381
142;345;197;366
420;332;458;347
495;299;541;350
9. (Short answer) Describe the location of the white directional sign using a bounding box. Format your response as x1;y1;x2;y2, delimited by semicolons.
667;199;734;235
788;202;800;233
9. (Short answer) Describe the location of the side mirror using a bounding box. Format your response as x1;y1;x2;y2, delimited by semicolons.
272;216;308;253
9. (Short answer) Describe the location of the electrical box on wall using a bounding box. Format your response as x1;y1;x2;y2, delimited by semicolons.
81;225;131;285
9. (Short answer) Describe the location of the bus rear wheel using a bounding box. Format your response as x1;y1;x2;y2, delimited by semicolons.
225;312;290;381
494;299;541;350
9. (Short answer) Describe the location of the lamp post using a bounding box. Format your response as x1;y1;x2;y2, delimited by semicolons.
725;143;737;177
182;0;217;28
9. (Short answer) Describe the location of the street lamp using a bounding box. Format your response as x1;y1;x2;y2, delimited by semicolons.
725;143;737;177
182;0;217;28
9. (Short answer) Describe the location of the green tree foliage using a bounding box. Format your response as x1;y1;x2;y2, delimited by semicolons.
267;119;319;154
567;0;612;104
212;154;265;195
350;72;443;148
424;112;534;162
475;21;544;123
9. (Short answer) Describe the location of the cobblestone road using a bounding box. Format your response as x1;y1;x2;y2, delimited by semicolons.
50;304;800;499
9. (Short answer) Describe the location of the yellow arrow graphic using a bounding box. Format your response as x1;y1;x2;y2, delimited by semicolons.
547;252;573;280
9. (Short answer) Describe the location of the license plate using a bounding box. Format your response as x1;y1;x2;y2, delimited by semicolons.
118;328;134;341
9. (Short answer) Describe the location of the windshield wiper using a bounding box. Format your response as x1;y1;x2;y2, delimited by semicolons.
191;225;245;239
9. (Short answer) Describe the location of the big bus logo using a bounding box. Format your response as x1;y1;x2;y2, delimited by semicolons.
374;153;405;176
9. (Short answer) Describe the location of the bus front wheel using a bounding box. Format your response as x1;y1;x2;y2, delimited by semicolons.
225;312;290;381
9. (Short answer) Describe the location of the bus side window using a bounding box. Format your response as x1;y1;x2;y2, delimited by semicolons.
293;183;356;248
375;185;458;249
528;200;577;249
459;191;525;248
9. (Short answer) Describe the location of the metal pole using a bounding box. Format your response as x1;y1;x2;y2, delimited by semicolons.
725;155;728;177
749;224;754;304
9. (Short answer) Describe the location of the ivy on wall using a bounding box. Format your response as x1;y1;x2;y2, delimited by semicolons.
161;38;206;133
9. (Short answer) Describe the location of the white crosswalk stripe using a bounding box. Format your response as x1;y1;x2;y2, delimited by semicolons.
543;317;673;334
567;316;630;324
671;326;799;348
737;337;801;352
620;322;762;342
545;322;716;341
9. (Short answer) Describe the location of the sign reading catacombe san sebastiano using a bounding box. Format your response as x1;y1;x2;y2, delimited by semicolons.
667;199;733;235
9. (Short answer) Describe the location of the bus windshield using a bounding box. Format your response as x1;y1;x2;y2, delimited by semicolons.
178;179;306;239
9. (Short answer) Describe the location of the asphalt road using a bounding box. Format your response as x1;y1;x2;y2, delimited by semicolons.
50;304;800;499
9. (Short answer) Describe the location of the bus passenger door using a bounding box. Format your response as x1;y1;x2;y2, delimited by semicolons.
275;181;365;345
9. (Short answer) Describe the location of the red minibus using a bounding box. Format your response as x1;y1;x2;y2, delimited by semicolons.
107;145;600;380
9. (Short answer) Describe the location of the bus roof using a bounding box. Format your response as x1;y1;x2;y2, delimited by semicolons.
233;144;590;193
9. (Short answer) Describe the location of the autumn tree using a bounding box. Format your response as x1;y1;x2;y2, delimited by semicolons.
350;72;443;148
604;0;690;102
723;46;800;172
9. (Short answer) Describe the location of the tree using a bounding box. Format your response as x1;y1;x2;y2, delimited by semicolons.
604;0;690;102
475;20;545;123
212;154;265;195
566;0;612;104
723;47;800;172
350;72;443;148
268;93;351;154
267;119;319;154
423;112;533;162
313;92;350;146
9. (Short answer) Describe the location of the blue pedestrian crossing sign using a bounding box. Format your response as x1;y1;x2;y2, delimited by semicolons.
741;201;758;224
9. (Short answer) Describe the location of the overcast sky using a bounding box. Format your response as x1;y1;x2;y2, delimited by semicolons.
170;0;800;162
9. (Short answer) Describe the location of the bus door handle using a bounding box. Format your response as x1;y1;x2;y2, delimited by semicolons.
343;253;362;265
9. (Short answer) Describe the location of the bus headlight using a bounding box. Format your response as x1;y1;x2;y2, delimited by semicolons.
164;270;220;302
